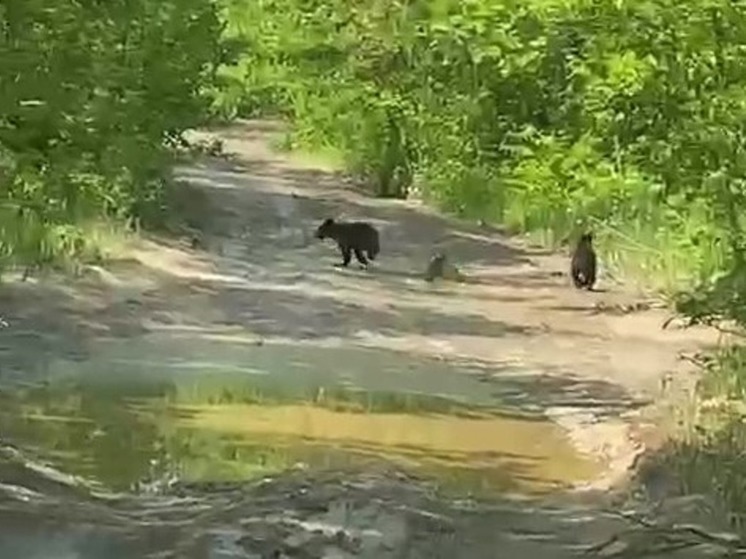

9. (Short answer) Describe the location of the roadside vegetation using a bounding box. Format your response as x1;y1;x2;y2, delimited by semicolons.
0;0;224;272
5;0;746;538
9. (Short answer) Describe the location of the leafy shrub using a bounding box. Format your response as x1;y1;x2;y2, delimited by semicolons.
0;0;224;269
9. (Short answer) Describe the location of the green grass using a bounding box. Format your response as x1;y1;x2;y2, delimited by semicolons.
639;346;746;536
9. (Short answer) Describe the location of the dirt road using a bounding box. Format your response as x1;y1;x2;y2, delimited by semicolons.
0;119;733;557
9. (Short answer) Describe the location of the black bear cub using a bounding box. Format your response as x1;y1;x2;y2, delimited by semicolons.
570;232;597;290
315;218;380;268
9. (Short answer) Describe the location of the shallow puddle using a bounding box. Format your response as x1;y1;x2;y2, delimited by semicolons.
0;350;603;496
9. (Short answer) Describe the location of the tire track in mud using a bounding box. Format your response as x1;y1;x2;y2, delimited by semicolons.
0;443;735;558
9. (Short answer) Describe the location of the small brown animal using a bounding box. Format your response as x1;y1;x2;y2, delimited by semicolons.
315;218;380;268
570;232;597;290
424;252;447;282
424;252;466;282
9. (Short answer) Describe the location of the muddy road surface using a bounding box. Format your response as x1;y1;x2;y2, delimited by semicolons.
0;120;727;557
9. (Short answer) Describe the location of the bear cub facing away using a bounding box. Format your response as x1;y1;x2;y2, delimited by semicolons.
570;232;597;290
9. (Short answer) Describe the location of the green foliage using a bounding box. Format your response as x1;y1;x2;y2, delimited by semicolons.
646;346;746;535
217;0;746;316
0;0;224;270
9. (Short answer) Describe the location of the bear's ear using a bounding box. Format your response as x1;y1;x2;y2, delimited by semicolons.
324;218;335;225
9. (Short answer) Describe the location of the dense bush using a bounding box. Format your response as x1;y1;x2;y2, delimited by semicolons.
217;0;746;322
0;0;224;269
